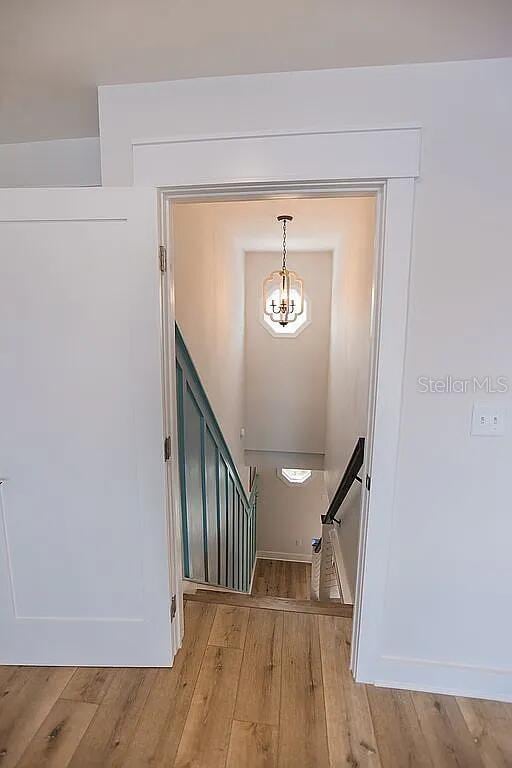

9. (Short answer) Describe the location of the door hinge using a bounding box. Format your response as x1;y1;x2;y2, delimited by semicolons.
170;594;177;621
159;245;167;273
366;474;371;491
164;435;172;461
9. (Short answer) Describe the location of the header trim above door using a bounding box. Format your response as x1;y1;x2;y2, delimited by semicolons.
134;127;420;188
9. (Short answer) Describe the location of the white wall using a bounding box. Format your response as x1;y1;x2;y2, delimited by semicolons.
173;202;247;484
245;250;332;456
99;58;512;700
256;469;326;559
324;197;376;596
0;138;101;187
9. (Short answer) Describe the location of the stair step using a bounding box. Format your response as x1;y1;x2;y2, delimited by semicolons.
184;590;353;618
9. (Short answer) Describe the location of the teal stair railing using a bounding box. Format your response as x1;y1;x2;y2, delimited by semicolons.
175;324;257;591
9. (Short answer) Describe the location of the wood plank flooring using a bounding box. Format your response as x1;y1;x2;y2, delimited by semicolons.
251;558;311;599
2;598;512;767
0;563;510;767
186;558;353;616
185;590;353;617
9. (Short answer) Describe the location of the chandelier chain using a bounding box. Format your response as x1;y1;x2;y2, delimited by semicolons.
282;218;287;271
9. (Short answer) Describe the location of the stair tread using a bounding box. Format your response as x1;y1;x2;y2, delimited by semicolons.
184;590;353;617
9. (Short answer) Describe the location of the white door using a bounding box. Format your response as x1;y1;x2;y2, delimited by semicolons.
0;187;174;666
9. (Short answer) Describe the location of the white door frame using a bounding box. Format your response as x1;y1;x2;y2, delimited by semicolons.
158;193;185;652
157;174;415;679
132;115;419;675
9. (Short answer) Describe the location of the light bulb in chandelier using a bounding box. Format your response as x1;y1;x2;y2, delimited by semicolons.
263;215;304;327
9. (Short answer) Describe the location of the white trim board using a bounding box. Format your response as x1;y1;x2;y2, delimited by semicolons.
370;657;512;704
256;551;313;564
351;178;415;683
133;128;420;187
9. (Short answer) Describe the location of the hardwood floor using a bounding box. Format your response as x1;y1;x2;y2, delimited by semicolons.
185;590;353;617
1;599;512;767
251;558;311;599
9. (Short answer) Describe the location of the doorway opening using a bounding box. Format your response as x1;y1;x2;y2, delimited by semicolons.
161;186;382;671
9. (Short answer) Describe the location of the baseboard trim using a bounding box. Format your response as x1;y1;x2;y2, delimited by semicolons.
371;677;512;705
256;550;312;564
356;654;512;704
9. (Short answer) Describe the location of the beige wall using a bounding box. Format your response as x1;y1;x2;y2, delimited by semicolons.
245;250;332;456
256;469;327;558
324;196;377;594
173;202;247;484
173;197;374;487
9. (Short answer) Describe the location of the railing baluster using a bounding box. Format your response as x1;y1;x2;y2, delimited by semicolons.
176;362;190;579
227;475;234;588
199;415;209;582
215;444;221;587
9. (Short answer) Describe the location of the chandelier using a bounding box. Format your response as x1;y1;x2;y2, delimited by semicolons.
263;215;304;327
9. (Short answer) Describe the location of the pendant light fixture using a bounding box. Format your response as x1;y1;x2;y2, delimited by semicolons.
263;215;304;327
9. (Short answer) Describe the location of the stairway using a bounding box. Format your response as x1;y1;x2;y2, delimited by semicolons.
185;557;353;618
176;325;257;594
176;326;347;609
185;589;353;617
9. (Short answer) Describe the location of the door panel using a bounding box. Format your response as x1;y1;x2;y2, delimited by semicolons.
0;188;172;666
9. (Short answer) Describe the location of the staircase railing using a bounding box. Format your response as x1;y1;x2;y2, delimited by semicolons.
312;437;365;601
322;437;365;524
175;324;257;592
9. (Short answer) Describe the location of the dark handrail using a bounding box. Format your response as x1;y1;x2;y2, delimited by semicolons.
322;437;365;524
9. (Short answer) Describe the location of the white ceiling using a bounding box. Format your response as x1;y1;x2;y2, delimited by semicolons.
1;0;511;144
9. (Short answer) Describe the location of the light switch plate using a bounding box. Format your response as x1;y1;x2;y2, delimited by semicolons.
471;403;505;436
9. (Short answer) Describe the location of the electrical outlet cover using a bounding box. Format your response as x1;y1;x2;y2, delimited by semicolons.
471;403;505;436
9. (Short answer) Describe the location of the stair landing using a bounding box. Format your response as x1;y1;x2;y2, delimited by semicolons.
185;589;353;617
